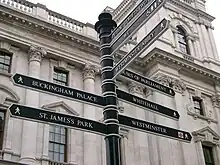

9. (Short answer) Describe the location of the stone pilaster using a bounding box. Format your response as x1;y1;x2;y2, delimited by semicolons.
207;27;219;60
20;45;46;164
82;63;99;165
195;140;206;165
200;24;213;59
211;94;220;131
196;22;207;59
128;82;151;165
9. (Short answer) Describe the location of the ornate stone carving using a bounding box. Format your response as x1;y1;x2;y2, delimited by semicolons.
0;41;11;51
144;87;153;97
128;82;144;95
152;73;186;93
82;63;99;80
192;126;220;145
28;45;46;62
211;94;220;107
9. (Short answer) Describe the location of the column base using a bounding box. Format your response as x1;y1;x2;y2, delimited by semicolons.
19;156;36;164
3;148;13;160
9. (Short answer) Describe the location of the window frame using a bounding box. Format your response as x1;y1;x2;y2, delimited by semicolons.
0;51;12;73
49;125;68;162
53;67;69;86
192;96;204;116
0;110;5;150
176;26;190;55
202;145;215;165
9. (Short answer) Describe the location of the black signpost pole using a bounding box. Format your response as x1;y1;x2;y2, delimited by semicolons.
95;13;120;165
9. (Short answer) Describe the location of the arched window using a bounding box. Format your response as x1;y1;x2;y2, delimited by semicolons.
176;26;190;54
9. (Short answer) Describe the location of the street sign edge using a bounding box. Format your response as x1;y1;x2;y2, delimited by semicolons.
118;114;192;143
11;74;104;108
110;0;166;56
8;103;107;136
117;96;179;120
121;69;175;97
110;0;156;41
119;124;191;143
112;19;170;79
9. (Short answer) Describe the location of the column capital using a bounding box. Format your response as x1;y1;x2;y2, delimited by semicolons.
82;63;99;80
28;45;46;63
186;34;195;41
211;94;220;108
128;82;144;95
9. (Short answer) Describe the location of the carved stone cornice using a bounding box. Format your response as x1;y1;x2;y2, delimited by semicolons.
82;63;99;80
211;94;220;108
28;45;46;63
152;73;186;93
128;82;144;96
143;48;220;86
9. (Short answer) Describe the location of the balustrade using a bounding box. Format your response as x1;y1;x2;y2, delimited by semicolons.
48;11;84;33
0;0;33;13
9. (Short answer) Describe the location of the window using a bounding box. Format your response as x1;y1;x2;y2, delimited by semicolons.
193;96;204;115
177;26;190;54
0;111;5;150
0;51;12;73
53;68;68;86
202;145;215;165
49;125;67;162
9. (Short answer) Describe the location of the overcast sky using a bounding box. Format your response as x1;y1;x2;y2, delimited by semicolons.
28;0;220;54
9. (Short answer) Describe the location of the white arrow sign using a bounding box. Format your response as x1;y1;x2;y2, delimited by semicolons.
112;19;170;79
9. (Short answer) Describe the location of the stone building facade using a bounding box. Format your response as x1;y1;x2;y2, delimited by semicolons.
0;0;219;165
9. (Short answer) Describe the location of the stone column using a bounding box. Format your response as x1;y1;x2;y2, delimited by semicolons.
200;24;214;59
171;27;178;49
82;64;99;165
195;141;206;165
214;145;220;163
128;82;150;165
207;27;219;60
196;22;207;59
20;45;46;164
186;36;196;57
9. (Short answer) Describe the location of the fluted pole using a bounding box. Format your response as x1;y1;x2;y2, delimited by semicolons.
95;13;120;165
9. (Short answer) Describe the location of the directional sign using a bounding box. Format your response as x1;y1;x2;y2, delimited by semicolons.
112;18;170;79
118;114;192;142
121;69;175;97
111;0;155;40
116;89;179;120
12;73;104;107
9;104;106;136
111;0;166;56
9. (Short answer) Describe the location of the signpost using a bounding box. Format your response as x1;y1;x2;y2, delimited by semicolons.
7;1;193;165
12;73;104;107
116;89;179;120
9;104;106;136
121;69;175;97
112;18;170;79
110;0;166;55
118;114;192;142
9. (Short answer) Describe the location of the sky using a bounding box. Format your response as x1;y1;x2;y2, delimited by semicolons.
28;0;220;54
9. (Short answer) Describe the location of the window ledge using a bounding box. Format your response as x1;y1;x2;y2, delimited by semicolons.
49;160;77;165
0;71;12;77
187;111;218;124
174;49;195;62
